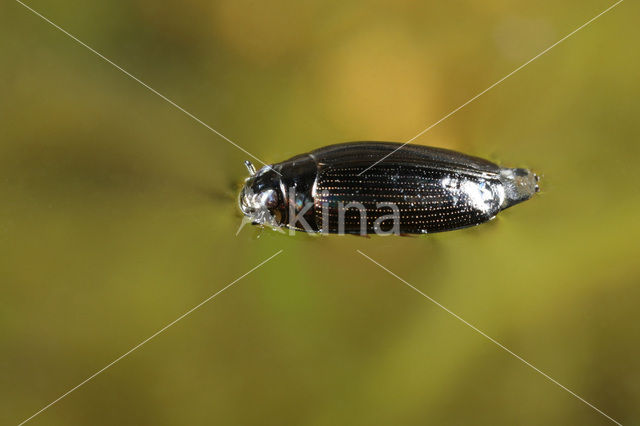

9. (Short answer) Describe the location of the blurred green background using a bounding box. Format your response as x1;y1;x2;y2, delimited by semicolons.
1;0;638;424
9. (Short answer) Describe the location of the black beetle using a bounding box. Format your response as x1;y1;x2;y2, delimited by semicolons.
239;142;539;235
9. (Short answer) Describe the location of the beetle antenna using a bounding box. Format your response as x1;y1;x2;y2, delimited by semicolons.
244;160;256;176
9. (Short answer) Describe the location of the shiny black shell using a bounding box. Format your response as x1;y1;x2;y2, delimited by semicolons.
272;142;506;234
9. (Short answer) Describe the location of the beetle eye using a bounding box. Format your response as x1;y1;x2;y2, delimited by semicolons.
262;190;278;209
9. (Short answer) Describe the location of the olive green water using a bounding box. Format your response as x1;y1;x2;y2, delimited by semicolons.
2;1;639;425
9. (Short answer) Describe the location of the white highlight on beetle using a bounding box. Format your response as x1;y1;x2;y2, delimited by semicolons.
358;0;625;176
14;0;281;175
440;176;496;213
460;180;494;213
16;250;284;426
357;250;623;426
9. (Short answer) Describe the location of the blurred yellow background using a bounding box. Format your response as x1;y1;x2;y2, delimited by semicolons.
1;0;638;424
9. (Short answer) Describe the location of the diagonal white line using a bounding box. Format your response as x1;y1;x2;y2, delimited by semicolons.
357;250;622;426
358;0;624;175
17;249;284;426
15;0;280;175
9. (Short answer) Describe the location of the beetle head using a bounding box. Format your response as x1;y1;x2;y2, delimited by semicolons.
239;161;286;227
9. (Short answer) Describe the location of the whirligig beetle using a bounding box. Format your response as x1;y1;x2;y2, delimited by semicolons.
239;142;539;235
